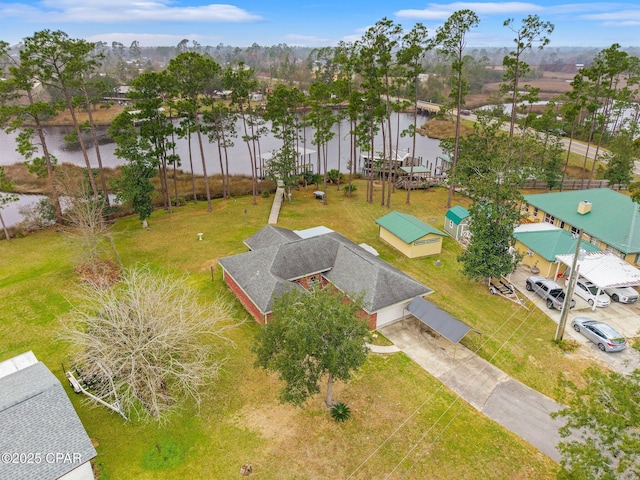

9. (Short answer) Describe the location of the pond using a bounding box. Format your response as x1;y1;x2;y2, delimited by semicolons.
1;194;47;229
0;112;445;176
0;112;446;228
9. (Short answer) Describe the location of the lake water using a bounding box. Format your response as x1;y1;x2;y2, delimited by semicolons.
1;194;46;229
0;112;445;227
0;112;444;175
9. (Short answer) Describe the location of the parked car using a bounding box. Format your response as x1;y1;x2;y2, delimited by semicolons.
604;286;639;304
571;317;627;352
570;278;610;307
525;275;576;310
546;128;566;137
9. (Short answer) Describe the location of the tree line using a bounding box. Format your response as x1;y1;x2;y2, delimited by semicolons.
0;17;638;263
3;19;640;479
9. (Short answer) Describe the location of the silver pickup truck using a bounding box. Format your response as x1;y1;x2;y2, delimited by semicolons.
525;275;576;310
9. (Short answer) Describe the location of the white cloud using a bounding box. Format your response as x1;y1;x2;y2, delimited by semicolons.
284;34;331;46
396;2;542;20
581;9;640;22
2;0;263;23
341;34;363;43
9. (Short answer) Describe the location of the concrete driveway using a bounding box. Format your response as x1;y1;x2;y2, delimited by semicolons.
379;318;568;462
376;266;639;463
509;266;640;374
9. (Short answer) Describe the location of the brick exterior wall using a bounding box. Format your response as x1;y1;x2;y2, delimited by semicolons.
296;274;329;290
222;270;265;324
224;270;379;329
357;309;377;330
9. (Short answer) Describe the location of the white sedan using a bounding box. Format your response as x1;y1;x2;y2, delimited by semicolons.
570;278;610;307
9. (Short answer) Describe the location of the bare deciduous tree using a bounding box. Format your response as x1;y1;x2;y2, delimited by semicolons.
56;170;121;286
58;171;107;264
62;266;235;422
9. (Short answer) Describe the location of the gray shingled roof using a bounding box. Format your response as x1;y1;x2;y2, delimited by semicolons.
244;225;301;250
219;227;432;314
0;362;97;480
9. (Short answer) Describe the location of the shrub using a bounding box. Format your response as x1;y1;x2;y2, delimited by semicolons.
555;338;580;353
330;402;352;422
343;184;357;193
261;189;270;198
301;171;322;187
327;169;343;184
18;197;56;231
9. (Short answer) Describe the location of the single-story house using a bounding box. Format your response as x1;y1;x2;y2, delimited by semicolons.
218;225;432;329
522;189;640;266
375;211;446;258
444;206;471;242
513;223;602;279
103;85;131;105
0;351;97;480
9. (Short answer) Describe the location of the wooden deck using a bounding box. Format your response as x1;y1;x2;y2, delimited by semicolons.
396;175;447;190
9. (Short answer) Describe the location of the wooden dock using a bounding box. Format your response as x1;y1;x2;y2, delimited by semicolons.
416;100;441;115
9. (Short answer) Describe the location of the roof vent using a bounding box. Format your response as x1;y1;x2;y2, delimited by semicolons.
577;200;592;215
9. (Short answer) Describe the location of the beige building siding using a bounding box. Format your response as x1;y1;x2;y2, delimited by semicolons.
513;241;567;279
523;207;633;264
379;228;442;258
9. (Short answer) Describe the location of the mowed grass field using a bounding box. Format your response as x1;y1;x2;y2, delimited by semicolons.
1;180;593;479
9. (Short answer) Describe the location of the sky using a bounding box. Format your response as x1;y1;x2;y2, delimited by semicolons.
0;0;638;49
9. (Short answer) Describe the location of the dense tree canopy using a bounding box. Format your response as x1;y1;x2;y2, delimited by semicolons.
253;285;371;408
554;367;640;480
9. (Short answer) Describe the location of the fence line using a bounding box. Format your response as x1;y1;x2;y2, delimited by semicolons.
523;179;627;191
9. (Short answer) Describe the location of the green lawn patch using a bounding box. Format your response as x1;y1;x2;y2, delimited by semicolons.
1;182;585;479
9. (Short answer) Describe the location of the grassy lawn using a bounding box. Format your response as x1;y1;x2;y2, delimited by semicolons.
0;181;589;479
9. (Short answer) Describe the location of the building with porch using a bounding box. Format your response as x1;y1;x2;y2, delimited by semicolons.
513;223;602;279
522;189;640;266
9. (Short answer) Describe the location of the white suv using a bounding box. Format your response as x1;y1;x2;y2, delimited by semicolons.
604;286;639;304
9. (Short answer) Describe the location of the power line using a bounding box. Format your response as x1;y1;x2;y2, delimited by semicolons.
386;246;587;476
390;305;541;478
347;294;538;478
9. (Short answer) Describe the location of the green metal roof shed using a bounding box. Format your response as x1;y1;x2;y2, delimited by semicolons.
445;206;470;225
524;189;640;255
375;211;446;244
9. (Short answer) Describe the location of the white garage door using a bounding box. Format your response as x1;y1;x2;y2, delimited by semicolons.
375;301;410;329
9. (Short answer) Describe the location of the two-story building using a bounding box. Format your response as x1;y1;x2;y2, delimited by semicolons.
522;189;640;266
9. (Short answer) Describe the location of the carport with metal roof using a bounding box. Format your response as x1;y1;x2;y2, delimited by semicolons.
554;251;640;310
406;297;476;344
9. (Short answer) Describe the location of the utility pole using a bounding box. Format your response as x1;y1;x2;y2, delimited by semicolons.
555;229;583;342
